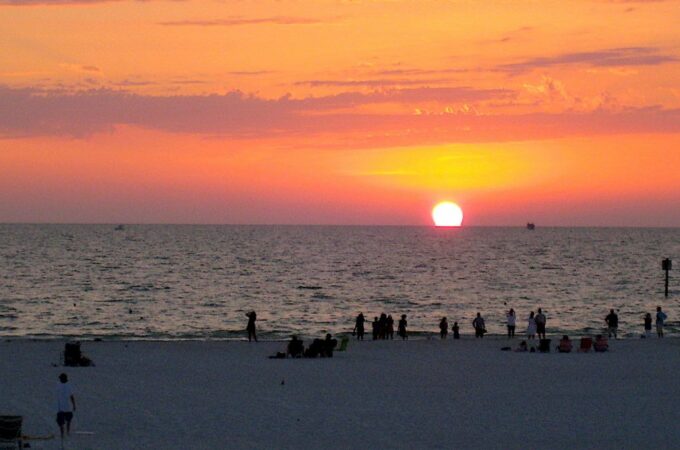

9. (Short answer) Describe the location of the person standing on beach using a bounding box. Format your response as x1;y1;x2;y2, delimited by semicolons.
506;308;516;339
535;308;547;340
439;317;448;339
353;313;366;340
386;314;395;340
452;321;460;339
372;317;380;340
472;313;485;338
644;313;653;338
379;313;388;339
527;311;537;340
605;309;619;339
246;311;257;342
56;373;76;439
398;314;408;340
656;306;667;338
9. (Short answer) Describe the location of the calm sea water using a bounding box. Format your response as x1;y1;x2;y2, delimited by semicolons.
0;224;678;340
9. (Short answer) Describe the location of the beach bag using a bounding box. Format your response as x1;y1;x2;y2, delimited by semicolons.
64;342;82;366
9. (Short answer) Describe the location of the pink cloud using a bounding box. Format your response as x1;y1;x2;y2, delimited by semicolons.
1;84;679;144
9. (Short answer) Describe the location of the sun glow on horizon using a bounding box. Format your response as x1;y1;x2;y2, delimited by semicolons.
432;202;464;227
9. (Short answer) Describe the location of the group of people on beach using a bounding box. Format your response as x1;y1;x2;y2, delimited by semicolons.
352;312;408;340
245;305;670;343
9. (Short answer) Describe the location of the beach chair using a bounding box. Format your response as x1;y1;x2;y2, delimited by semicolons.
578;337;593;353
538;339;551;353
337;337;349;352
0;416;22;450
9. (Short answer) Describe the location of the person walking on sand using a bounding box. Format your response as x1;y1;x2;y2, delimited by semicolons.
656;306;667;338
535;308;547;340
56;373;76;439
605;309;619;339
353;312;366;340
472;312;486;338
439;317;449;339
398;314;408;340
527;311;537;340
506;308;516;339
644;312;653;338
245;311;257;342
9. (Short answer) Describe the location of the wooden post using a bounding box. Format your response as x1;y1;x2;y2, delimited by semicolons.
662;258;672;298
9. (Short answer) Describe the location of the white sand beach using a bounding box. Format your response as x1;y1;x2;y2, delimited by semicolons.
2;337;679;450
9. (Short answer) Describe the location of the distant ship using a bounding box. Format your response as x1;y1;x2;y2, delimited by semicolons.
526;223;536;230
114;225;125;231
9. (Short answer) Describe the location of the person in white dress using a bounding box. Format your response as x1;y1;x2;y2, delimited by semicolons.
506;308;516;338
527;311;537;340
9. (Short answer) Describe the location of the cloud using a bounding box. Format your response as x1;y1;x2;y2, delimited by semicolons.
0;0;147;4
498;47;678;73
295;78;452;87
158;16;332;27
1;84;678;144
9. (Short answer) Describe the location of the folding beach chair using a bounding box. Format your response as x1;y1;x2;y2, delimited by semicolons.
538;339;551;353
0;416;22;450
578;337;593;353
337;337;349;352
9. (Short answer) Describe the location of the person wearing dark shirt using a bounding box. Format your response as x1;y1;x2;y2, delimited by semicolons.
378;313;388;339
386;315;395;340
372;317;380;340
323;333;338;357
439;317;448;339
287;335;304;358
472;313;485;338
398;314;408;340
245;311;257;342
605;309;619;339
644;313;653;338
452;322;460;339
353;313;366;340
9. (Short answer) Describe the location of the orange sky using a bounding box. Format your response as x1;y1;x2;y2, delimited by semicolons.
1;0;680;225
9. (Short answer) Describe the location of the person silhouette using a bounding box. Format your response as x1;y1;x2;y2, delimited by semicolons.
656;306;667;338
472;312;485;338
535;308;546;340
605;309;619;339
386;314;395;340
398;314;408;340
506;308;516;339
245;311;257;342
353;313;366;340
452;321;460;339
372;317;379;340
439;317;449;339
643;312;652;338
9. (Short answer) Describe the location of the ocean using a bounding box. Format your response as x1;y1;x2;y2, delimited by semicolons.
0;224;678;340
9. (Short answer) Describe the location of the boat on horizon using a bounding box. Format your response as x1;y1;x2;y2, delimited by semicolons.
526;223;536;230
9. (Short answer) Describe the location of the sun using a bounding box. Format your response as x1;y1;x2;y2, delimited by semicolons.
432;202;464;227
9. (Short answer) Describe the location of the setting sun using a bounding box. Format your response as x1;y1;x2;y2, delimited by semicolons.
432;202;464;227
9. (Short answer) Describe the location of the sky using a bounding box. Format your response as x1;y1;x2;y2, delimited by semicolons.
1;0;680;226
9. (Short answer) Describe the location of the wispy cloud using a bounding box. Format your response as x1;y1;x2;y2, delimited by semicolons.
498;47;678;73
159;16;332;27
1;84;678;144
0;0;148;5
295;78;452;87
